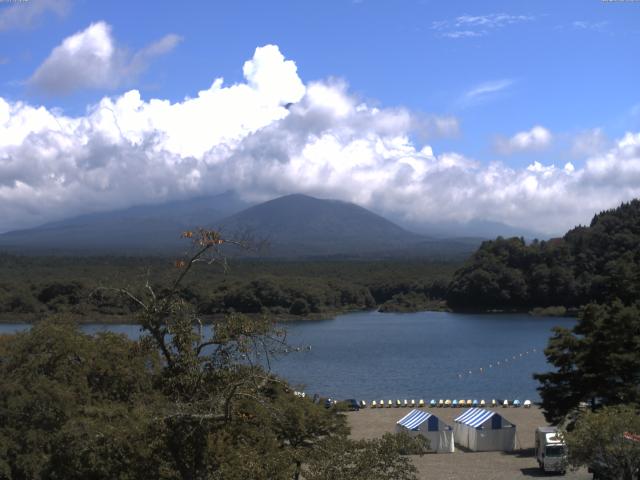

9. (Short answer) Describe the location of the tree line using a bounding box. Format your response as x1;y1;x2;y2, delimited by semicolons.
0;230;429;479
0;255;455;321
447;200;640;311
520;201;640;478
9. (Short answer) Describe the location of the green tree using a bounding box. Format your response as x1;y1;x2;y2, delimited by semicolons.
0;229;422;480
534;301;640;424
563;405;640;480
447;199;640;311
302;432;428;480
0;318;163;480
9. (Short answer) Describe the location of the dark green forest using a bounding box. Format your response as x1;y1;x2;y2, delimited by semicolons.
1;202;640;477
0;231;429;479
447;199;640;311
3;200;640;321
0;255;455;323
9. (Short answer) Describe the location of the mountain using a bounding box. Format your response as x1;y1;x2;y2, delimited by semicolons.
399;218;548;240
0;191;250;254
216;194;428;256
0;192;483;258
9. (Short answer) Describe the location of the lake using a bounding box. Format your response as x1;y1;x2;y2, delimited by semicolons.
0;311;574;402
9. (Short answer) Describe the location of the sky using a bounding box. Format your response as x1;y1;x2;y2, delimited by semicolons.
0;0;639;235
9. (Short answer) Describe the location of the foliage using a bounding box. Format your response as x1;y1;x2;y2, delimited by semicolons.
534;301;640;424
447;199;640;311
302;432;428;480
0;254;459;321
563;405;640;480
0;318;164;480
0;230;421;479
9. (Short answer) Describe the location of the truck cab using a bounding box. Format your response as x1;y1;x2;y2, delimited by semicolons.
535;427;567;474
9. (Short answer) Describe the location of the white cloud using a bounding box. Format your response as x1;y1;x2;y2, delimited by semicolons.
0;0;69;31
432;13;534;38
29;21;182;94
572;20;608;32
571;128;609;157
1;44;640;236
495;125;552;154
462;79;513;105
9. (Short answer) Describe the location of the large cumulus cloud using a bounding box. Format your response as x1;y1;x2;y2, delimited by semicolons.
1;44;640;235
29;21;182;94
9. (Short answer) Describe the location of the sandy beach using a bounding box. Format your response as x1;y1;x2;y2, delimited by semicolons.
346;405;592;479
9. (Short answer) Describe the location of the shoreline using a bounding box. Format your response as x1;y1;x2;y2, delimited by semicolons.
0;304;577;325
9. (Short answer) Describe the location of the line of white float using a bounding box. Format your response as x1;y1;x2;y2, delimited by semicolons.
455;347;541;380
364;398;532;409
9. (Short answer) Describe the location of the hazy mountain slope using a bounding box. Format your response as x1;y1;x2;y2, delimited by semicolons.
400;218;548;240
0;191;483;258
0;192;250;254
217;194;427;256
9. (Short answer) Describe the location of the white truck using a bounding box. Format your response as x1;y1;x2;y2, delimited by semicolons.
535;426;567;474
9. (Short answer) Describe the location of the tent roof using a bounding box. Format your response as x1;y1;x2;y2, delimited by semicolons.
454;408;502;428
397;409;433;430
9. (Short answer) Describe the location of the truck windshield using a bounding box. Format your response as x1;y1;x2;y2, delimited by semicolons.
545;445;565;457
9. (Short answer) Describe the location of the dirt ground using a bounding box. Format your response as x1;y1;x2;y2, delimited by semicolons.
346;405;592;480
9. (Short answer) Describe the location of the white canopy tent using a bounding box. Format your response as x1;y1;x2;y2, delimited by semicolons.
396;409;455;453
453;408;516;452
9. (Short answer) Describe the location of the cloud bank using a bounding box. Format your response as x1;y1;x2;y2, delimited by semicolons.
29;21;182;94
495;125;552;154
0;0;69;31
2;44;640;235
432;13;534;39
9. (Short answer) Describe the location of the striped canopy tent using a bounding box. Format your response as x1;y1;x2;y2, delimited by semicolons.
396;409;454;453
453;407;516;452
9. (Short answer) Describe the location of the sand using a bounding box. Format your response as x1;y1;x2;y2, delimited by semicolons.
346;405;592;479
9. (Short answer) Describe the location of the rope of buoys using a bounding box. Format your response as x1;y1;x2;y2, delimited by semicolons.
454;345;544;380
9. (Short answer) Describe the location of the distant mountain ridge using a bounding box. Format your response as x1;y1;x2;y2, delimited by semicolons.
0;192;485;258
217;194;426;256
0;192;250;254
402;218;548;241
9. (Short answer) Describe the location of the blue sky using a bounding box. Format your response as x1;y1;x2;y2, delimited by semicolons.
1;0;639;234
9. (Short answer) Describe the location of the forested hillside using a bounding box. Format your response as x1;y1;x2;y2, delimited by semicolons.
447;200;640;311
0;255;455;322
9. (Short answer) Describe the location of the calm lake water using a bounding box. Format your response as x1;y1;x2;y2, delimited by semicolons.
0;311;575;402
